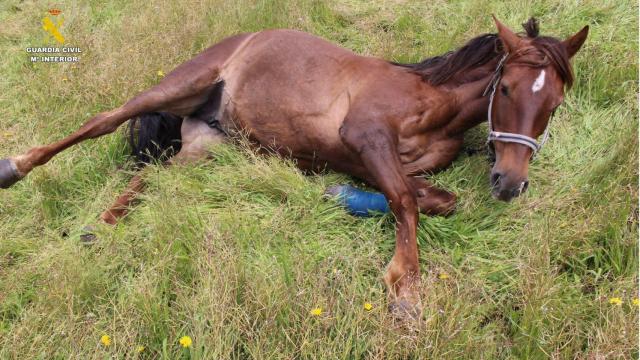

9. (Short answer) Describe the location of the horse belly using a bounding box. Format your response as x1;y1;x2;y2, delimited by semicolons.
223;87;349;159
217;30;355;160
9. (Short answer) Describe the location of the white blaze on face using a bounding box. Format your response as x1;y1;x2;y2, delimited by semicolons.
531;70;546;93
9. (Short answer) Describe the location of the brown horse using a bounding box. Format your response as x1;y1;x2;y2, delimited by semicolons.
0;17;587;318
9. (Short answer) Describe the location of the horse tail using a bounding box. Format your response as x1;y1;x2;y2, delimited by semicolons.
127;112;183;165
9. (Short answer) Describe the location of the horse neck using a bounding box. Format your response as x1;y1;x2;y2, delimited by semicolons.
447;56;501;100
440;58;501;135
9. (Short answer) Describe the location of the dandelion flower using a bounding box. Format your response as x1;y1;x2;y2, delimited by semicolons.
438;273;449;280
136;345;145;353
609;297;622;306
363;302;373;311
633;298;639;306
179;335;192;348
310;307;323;316
157;70;165;78
100;334;111;346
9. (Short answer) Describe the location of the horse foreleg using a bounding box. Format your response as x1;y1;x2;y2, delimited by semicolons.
340;121;422;321
407;177;457;216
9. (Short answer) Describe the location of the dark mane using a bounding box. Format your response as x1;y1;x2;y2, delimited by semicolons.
392;34;502;85
393;17;574;88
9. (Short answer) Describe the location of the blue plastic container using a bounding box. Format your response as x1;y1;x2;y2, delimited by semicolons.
325;184;390;217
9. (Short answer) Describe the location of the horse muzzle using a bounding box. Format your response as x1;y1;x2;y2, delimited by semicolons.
490;170;529;202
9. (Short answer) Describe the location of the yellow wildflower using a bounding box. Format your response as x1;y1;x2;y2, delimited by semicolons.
62;77;68;81
609;297;622;306
438;273;449;280
310;307;323;316
633;298;639;306
363;302;373;311
136;345;145;353
179;335;192;348
100;334;111;346
157;70;165;78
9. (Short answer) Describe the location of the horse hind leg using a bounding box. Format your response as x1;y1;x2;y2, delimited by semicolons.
90;77;228;231
0;32;254;189
98;114;227;225
80;116;226;242
95;111;184;226
0;78;216;189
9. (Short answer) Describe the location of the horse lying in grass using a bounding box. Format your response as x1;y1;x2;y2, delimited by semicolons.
0;16;587;320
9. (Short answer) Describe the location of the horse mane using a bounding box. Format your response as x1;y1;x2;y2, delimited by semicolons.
393;18;574;88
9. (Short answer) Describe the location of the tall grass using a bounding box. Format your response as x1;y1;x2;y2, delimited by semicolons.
0;0;637;358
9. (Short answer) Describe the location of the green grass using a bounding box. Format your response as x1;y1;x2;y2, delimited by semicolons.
0;0;637;358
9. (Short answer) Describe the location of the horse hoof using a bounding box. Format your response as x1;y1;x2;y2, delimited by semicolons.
388;299;422;322
80;225;98;244
0;159;21;189
323;185;346;198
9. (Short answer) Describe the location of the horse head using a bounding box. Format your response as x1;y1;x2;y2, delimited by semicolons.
488;16;588;201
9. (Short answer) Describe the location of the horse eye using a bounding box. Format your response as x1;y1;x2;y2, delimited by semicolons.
500;85;509;96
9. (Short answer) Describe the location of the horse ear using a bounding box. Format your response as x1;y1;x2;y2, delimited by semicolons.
492;15;521;53
562;25;589;59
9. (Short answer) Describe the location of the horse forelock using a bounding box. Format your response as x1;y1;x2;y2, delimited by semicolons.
528;37;574;89
507;37;574;89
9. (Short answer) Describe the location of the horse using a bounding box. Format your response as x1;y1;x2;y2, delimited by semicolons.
0;16;588;319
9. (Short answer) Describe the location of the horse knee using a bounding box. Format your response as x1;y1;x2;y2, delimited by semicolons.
387;191;418;217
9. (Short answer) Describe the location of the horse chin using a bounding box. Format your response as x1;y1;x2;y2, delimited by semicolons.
492;192;511;202
491;187;520;202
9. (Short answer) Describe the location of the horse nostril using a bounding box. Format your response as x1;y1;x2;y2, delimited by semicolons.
521;180;529;193
490;172;502;188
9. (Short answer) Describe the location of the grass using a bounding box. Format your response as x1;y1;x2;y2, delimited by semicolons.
0;0;637;358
